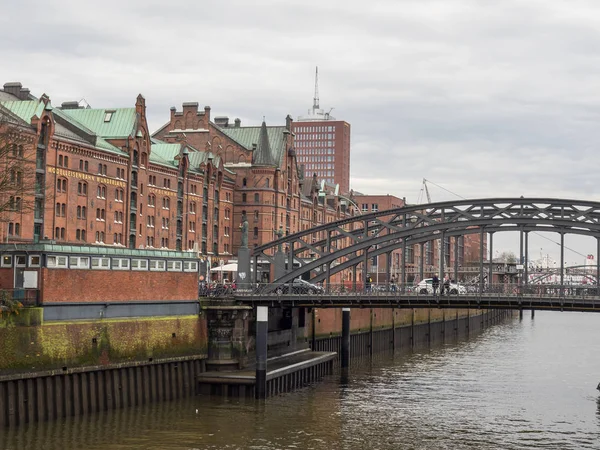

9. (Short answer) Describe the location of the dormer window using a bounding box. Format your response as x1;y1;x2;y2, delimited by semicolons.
104;111;114;122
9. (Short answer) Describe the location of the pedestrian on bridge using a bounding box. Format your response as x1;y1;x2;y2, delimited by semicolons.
443;274;451;296
432;274;440;295
366;274;373;292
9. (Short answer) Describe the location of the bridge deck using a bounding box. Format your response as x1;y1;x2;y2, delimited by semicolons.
231;293;600;312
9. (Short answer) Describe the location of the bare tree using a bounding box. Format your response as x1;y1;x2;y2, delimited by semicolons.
0;115;41;225
497;251;517;264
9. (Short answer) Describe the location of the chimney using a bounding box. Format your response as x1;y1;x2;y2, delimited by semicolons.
214;116;230;127
285;114;292;131
3;82;30;100
60;101;82;110
234;118;241;128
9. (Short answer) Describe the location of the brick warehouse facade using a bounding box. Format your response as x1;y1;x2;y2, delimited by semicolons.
0;83;361;291
0;82;483;294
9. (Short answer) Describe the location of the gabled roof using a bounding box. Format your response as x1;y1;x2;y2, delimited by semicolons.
0;100;45;125
218;123;287;167
150;142;181;168
61;107;137;139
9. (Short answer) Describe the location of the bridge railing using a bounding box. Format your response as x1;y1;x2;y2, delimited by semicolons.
233;282;600;298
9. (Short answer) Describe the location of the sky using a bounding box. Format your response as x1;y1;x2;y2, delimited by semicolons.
2;0;600;264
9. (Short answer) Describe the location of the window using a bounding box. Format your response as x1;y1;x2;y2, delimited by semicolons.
148;194;155;207
54;227;65;240
131;259;149;270
189;221;195;232
162;217;169;229
96;208;105;221
57;178;67;193
372;204;379;212
76;228;87;241
104;111;114;122
183;261;198;272
58;155;69;168
113;233;123;245
242;193;247;203
254;210;259;222
69;256;90;269
149;260;166;271
13;255;26;267
225;208;230;219
112;258;130;270
163;197;170;209
47;255;68;268
167;260;182;272
189;201;196;214
253;227;259;238
97;185;106;199
254;193;260;203
146;236;155;247
78;181;88;196
91;257;110;269
1;255;12;267
115;189;124;202
29;255;41;267
114;211;123;223
76;206;87;219
147;215;155;227
242;178;247;187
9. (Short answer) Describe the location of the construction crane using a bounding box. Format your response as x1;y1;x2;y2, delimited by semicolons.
417;178;432;204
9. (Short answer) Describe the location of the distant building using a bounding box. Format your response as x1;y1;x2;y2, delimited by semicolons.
291;68;351;194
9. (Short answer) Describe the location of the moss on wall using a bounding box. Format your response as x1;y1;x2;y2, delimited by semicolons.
0;315;208;375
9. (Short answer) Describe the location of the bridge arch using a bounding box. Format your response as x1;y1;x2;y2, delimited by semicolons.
252;198;600;287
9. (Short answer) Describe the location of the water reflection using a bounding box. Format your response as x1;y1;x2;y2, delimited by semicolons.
3;312;600;449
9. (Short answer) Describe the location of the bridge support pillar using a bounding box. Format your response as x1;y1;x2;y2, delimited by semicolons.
341;308;350;370
255;306;268;400
205;305;252;372
519;309;523;321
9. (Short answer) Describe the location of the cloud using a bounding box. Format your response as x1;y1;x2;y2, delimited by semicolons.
2;0;600;262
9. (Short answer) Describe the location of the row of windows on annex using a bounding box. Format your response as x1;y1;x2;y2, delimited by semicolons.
1;253;199;272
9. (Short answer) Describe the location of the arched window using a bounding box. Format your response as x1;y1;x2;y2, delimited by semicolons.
253;227;259;238
254;210;259;222
242;178;247;187
265;178;270;188
254;193;260;203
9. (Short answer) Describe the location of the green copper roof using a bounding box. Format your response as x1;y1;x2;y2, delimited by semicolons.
0;243;198;259
150;143;180;168
61;107;137;138
0;100;45;125
218;124;287;167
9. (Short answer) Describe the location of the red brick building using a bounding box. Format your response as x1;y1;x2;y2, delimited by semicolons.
291;69;351;194
352;193;486;284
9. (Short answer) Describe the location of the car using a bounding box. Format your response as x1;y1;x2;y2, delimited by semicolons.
274;278;324;295
413;278;466;295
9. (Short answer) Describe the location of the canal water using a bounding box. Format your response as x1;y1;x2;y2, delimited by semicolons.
2;311;600;449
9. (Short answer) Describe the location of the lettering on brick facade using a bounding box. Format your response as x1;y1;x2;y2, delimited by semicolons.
47;166;127;188
148;187;177;197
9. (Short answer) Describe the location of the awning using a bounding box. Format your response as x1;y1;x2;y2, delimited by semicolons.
210;262;239;272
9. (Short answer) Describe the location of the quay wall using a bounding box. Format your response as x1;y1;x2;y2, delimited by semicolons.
0;307;512;427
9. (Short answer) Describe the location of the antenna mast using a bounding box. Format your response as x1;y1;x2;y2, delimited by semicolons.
313;66;320;110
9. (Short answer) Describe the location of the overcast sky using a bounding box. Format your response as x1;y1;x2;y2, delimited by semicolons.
2;0;600;264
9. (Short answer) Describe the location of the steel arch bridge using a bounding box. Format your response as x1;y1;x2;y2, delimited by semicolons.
249;198;600;290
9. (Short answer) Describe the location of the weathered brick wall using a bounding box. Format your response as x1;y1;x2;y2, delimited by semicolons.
0;315;207;375
311;307;487;338
42;269;198;303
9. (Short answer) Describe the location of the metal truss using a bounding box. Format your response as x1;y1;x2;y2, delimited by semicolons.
252;198;600;287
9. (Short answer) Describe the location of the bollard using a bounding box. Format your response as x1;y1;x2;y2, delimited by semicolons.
255;306;268;399
341;308;350;370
